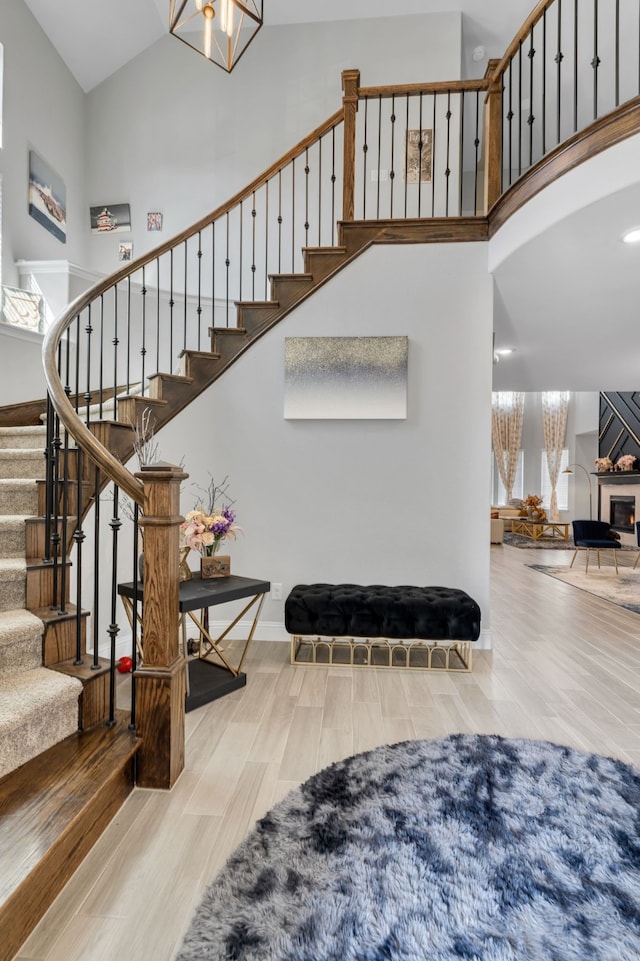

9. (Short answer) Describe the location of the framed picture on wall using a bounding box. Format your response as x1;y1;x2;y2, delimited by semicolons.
28;150;67;243
90;203;131;234
147;211;163;231
405;129;433;184
118;241;133;262
284;336;408;420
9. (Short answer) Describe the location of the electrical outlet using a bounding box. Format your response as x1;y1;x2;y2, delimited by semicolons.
271;582;283;601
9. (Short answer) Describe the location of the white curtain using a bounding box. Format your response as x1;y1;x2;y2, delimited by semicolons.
542;391;570;521
491;392;525;503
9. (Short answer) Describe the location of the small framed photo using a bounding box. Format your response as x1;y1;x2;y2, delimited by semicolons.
118;241;133;262
147;211;163;232
90;203;131;234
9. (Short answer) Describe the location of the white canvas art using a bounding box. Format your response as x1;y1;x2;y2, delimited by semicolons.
284;336;408;420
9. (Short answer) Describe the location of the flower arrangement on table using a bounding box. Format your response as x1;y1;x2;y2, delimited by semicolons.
594;456;613;472
180;477;242;578
615;454;638;471
523;493;547;522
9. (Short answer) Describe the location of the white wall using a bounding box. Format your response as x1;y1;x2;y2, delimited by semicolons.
156;242;494;646
0;0;86;288
84;14;462;274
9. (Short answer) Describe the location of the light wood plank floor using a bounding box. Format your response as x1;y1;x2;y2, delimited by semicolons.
14;543;640;961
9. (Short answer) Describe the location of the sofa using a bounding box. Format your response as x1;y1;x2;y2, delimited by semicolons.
490;502;526;543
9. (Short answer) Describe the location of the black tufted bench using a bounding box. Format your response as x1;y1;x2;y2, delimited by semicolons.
285;584;481;672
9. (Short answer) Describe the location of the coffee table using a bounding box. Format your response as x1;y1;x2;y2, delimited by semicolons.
511;518;570;541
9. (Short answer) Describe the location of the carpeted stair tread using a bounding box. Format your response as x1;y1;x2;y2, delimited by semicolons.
0;516;28;558
0;610;43;674
0;450;46;480
0;559;26;613
0;426;47;450
0;668;82;779
0;480;39;516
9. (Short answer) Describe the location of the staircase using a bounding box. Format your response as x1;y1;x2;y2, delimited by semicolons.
0;425;139;961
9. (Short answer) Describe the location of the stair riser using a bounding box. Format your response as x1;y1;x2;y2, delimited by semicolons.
0;486;39;516
0;428;47;451
270;277;315;305
0;452;46;480
0;523;26;559
304;250;348;282
79;671;110;729
43;613;87;665
0;578;25;613
37;480;91;518
0;637;42;674
25;518;75;561
26;563;71;610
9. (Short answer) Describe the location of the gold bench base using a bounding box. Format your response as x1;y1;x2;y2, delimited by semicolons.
290;635;473;672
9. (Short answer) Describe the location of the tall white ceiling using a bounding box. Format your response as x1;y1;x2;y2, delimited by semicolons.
23;0;533;93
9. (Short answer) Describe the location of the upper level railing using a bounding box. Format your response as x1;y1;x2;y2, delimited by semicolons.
41;0;640;789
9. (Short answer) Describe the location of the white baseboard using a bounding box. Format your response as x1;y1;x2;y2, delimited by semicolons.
476;629;492;651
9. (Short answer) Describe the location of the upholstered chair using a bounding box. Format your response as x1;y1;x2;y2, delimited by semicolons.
571;520;622;574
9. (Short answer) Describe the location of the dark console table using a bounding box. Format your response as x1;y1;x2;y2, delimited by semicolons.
118;573;270;712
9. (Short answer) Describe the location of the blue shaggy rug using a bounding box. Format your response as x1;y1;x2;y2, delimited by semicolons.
175;735;640;960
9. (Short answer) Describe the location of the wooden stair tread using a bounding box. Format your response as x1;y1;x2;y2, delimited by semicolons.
235;301;280;308
269;272;313;281
209;326;248;334
52;655;111;681
147;372;194;384
0;714;139;960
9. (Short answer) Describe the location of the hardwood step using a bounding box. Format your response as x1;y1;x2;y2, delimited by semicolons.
115;394;168;430
235;301;281;334
25;515;78;561
0;714;139;961
26;558;71;610
36;478;93;517
147;371;195;404
303;245;348;282
269;273;315;308
31;604;89;666
53;656;112;729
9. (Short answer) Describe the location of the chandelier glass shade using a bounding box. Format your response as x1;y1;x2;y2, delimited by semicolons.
169;0;263;73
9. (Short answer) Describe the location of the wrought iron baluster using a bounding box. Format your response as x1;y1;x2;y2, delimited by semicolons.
376;95;382;218
73;445;84;665
389;96;396;219
251;192;257;302
238;204;244;311
331;128;336;245
362;97;369;217
615;0;620;107
528;27;536;168
169;250;175;370
126;277;132;393
458;90;465;217
84;305;93;424
211;222;216;333
225;210;230;327
130;502;140;730
444;90;452;216
74;315;80;413
183;239;188;352
196;231;202;351
518;41;523;177
508;58;514;187
107;485;121;726
473;90;481;214
592;0;600;121
430;92;436;217
92;465;100;671
404;95;409;217
291;157;296;271
99;295;105;419
304;148;310;250
141;270;147;394
155;258;161;374
542;8;547;156
417;92;423;217
556;0;563;146
574;0;579;132
317;139;322;247
43;395;55;565
277;173;282;274
264;178;269;301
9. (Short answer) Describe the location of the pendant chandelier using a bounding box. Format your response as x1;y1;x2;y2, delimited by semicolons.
169;0;263;73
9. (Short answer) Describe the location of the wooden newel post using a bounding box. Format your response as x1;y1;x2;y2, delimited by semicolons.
483;59;503;214
341;68;360;223
134;462;188;790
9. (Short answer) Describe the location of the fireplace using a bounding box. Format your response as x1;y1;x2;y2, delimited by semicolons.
610;496;635;533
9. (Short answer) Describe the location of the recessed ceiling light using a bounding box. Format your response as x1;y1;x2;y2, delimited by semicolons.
495;347;515;356
621;227;640;244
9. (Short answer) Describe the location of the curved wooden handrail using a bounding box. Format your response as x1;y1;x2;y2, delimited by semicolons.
359;78;489;99
492;0;554;77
